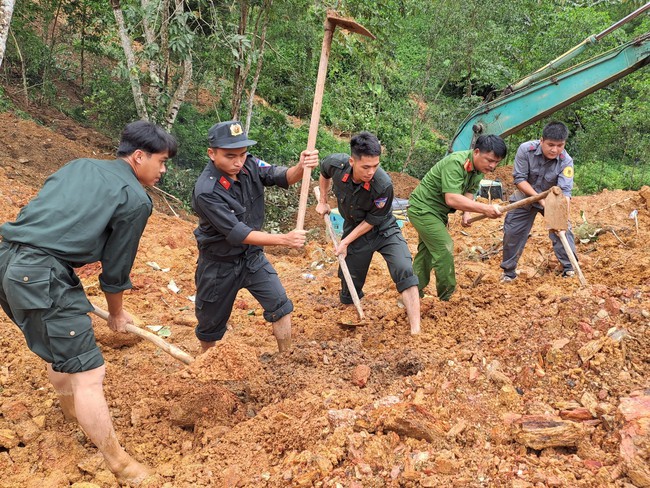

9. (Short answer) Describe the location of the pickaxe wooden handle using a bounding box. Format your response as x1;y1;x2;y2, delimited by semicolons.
314;188;365;320
544;186;588;287
295;12;375;230
90;305;195;365
466;188;554;224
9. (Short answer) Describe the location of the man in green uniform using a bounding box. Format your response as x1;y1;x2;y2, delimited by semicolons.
317;131;421;334
408;135;507;301
0;121;177;484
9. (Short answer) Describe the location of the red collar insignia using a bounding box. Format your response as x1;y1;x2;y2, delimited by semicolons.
219;176;231;190
463;158;473;172
363;182;371;191
342;173;350;182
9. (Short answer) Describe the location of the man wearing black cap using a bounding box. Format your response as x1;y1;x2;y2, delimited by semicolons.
192;121;319;353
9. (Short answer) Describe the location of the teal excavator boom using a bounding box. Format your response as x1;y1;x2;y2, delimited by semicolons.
449;3;650;152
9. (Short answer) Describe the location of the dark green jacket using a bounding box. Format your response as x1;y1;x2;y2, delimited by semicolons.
1;158;152;293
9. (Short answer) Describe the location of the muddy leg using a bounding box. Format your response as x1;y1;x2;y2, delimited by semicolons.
272;314;292;352
70;365;153;485
200;340;216;353
401;286;421;335
47;364;77;422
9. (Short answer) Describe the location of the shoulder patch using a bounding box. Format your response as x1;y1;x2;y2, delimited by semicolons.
256;158;270;168
562;166;574;178
374;197;388;208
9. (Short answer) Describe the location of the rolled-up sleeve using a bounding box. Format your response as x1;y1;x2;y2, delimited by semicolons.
365;186;394;226
512;145;531;185
194;192;253;246
259;165;289;189
99;203;151;293
557;155;574;197
320;156;337;179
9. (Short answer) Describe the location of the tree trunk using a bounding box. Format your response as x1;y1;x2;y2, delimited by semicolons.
165;56;192;131
244;1;272;133
231;0;249;119
111;0;149;120
141;0;161;113
0;0;16;69
163;0;192;130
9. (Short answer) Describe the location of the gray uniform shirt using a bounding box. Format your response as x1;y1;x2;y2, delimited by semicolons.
0;158;152;293
511;140;574;204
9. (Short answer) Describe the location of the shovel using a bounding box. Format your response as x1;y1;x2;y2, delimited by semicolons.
466;187;553;224
543;187;587;286
313;187;365;325
90;304;195;365
295;11;375;230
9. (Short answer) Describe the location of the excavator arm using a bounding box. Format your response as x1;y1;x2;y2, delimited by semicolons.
449;32;650;152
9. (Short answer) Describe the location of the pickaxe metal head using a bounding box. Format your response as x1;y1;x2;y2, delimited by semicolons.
325;10;376;39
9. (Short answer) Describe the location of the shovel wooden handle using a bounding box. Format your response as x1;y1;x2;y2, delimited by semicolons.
466;188;554;224
557;230;587;287
90;305;195;365
314;188;365;320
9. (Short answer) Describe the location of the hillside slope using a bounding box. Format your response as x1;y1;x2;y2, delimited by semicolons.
1;110;649;487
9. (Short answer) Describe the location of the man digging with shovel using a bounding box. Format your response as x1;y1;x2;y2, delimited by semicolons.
0;120;177;484
500;121;577;283
316;132;421;335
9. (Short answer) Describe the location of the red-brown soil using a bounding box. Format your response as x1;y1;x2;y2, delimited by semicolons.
1;110;649;487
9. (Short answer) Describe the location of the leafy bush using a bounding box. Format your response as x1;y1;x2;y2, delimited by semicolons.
82;71;138;137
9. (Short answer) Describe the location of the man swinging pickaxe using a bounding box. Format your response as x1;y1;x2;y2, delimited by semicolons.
295;11;375;230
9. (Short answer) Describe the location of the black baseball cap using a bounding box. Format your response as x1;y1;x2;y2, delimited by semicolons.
208;121;257;149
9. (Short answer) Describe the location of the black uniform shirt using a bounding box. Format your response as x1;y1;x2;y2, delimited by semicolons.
320;153;397;236
0;158;152;293
192;154;289;260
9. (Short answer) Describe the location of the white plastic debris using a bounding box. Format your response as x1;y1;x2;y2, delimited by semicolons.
167;280;181;293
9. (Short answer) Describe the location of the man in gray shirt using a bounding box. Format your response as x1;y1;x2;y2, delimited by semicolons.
0;120;177;484
500;121;577;282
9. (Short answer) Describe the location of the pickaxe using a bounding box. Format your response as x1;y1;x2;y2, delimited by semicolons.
295;11;375;230
543;186;587;286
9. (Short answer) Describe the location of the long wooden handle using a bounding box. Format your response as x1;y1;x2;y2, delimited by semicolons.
314;188;365;320
557;231;587;287
467;187;554;224
90;305;195;365
296;22;336;231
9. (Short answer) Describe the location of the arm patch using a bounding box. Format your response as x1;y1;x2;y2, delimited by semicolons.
562;166;574;178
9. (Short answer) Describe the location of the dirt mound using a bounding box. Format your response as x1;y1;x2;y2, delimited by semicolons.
1;109;649;487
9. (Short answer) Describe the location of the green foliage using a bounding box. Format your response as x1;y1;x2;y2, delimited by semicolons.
2;0;649;203
0;87;14;112
573;159;650;195
82;71;138;137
